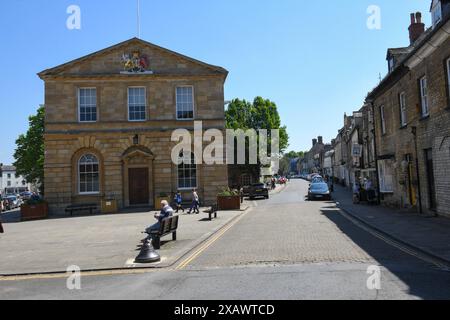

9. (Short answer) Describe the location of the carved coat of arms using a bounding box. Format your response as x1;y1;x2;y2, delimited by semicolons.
121;51;152;73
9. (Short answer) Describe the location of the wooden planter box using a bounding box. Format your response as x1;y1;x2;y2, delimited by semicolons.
217;196;241;211
21;202;49;221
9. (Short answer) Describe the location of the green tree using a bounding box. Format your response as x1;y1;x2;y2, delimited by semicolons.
13;106;45;193
283;151;306;160
226;97;289;152
225;97;289;183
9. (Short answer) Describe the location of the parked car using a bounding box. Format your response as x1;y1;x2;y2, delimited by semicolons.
249;183;269;200
20;191;33;201
312;176;324;184
241;185;252;197
5;196;20;209
308;181;331;200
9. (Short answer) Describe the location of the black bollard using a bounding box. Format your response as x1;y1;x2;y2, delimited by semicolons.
135;238;160;263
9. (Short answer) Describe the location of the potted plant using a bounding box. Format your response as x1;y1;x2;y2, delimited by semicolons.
217;188;241;211
21;198;48;221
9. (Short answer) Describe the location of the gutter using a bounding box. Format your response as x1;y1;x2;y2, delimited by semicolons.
405;18;450;69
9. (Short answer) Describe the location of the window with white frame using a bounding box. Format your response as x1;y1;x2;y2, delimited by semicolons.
399;92;407;127
79;154;100;194
79;88;97;122
380;105;386;135
378;159;394;193
419;76;429;117
432;0;442;27
176;86;194;120
178;152;197;189
128;87;146;121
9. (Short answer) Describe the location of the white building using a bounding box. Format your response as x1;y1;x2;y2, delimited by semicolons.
0;165;31;195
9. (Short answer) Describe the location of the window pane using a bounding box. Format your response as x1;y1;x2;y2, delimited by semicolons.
178;152;197;188
176;87;194;119
79;88;97;122
79;154;99;193
128;88;146;121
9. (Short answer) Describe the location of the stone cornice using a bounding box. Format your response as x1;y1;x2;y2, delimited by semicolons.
40;73;226;82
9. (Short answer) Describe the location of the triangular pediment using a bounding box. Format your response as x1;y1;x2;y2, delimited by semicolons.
38;38;228;78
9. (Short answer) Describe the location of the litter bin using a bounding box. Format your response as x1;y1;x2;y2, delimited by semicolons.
101;199;118;214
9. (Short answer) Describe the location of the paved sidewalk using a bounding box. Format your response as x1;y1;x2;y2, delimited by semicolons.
332;184;450;264
0;207;245;276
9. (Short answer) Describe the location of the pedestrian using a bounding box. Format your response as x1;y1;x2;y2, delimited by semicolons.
188;189;200;214
364;178;373;191
174;191;184;213
0;219;4;234
146;200;174;241
352;182;360;204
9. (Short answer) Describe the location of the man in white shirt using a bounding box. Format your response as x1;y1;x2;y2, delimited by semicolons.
188;189;200;214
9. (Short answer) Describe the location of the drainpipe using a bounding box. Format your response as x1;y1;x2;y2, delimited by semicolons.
411;126;423;214
367;100;381;205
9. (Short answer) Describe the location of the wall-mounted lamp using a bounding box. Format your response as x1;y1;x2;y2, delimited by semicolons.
133;134;139;145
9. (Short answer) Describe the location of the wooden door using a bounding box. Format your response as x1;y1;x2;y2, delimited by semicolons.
129;168;149;205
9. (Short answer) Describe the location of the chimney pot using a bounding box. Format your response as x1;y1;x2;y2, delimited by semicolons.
409;12;425;45
318;136;323;144
312;139;317;147
416;12;422;24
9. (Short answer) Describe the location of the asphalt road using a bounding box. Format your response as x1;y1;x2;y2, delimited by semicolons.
1;179;450;300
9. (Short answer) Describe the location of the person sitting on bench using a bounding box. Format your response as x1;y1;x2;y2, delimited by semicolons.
146;200;174;241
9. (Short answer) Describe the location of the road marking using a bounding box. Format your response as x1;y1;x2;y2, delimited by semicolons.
0;268;162;282
338;208;450;271
175;208;253;270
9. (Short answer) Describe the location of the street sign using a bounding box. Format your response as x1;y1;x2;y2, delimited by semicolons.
352;144;362;157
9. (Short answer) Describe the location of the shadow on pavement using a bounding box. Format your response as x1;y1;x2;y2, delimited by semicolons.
320;206;450;300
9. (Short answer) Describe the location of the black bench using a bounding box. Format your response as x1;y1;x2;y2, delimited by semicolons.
207;204;218;221
65;203;97;217
149;215;179;249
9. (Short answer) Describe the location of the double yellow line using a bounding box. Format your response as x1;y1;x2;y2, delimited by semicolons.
175;208;251;270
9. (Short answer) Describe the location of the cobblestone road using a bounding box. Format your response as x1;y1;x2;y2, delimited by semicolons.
188;180;372;268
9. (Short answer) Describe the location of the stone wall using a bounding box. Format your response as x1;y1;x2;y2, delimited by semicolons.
41;39;229;215
373;37;450;216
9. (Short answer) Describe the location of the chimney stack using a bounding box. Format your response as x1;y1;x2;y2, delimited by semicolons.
318;136;323;144
409;12;425;45
312;139;317;147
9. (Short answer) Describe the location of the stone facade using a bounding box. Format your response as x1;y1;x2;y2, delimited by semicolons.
39;38;229;215
368;12;450;216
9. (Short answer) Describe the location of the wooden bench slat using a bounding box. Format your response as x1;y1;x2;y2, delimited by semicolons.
152;215;179;249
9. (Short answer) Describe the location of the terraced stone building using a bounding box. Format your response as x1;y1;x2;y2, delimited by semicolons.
39;38;229;215
368;2;450;216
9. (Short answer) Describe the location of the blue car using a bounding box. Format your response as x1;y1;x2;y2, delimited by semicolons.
308;182;331;201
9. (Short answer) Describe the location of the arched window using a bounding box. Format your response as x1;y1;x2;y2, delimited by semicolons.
79;154;99;194
178;152;197;189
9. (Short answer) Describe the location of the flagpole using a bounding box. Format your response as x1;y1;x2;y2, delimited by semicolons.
137;0;141;38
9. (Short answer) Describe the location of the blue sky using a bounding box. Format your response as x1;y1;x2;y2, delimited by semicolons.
0;0;432;164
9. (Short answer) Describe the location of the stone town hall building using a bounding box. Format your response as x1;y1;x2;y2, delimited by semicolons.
38;38;229;215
